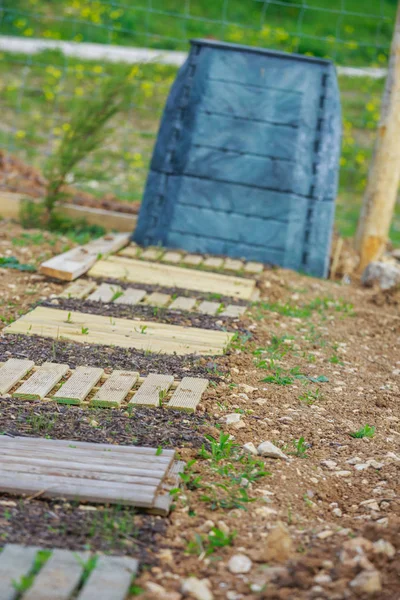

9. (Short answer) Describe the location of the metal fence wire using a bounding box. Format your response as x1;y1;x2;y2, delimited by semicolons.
0;0;398;240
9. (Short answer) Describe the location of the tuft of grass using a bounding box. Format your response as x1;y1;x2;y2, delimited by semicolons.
350;424;375;439
187;527;236;557
12;549;52;593
81;326;89;335
289;437;309;458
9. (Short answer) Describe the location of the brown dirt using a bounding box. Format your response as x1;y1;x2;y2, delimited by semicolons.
1;223;400;598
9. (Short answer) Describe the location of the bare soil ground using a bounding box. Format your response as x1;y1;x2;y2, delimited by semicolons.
0;221;399;599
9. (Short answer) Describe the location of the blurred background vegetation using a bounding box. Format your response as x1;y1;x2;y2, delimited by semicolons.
0;0;399;244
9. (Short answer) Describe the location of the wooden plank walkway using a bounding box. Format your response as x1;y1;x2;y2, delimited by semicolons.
40;234;130;281
0;544;138;600
120;244;265;275
0;436;182;514
61;281;248;318
88;256;256;300
0;358;209;411
0;358;34;395
4;307;233;356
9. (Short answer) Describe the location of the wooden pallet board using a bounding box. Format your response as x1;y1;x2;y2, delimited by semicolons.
113;288;147;305
0;545;139;600
24;548;88;600
0;358;209;411
5;307;233;355
87;283;121;303
89;256;256;300
197;300;221;316
91;370;139;408
130;373;174;407
167;377;209;412
59;280;97;300
0;358;35;395
120;244;265;276
0;436;180;514
53;366;104;405
60;283;247;318
13;362;69;400
39;233;130;281
0;544;39;600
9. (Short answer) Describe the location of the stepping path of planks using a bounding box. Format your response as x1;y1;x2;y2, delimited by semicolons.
4;306;233;355
0;436;183;514
0;544;138;600
60;280;248;318
0;358;209;411
89;256;258;300
120;243;265;275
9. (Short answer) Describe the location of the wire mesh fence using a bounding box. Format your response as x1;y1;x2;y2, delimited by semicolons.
0;0;399;242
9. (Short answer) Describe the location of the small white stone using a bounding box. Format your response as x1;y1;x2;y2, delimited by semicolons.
349;570;382;594
181;577;213;600
240;384;257;393
321;460;337;470
228;554;252;574
224;413;242;425
373;539;396;558
257;441;289;461
243;442;258;455
333;470;352;477
332;507;343;517
317;530;334;540
314;573;332;584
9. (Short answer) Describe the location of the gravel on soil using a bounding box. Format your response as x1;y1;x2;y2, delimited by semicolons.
41;297;244;332
0;335;226;379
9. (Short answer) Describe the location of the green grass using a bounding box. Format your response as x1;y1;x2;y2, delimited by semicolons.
0;0;395;65
350;424;376;439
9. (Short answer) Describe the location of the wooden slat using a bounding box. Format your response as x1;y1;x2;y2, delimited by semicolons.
88;256;256;300
181;254;203;266
0;544;38;600
224;258;244;271
0;436;175;459
244;261;264;274
59;280;97;300
161;251;183;264
13;362;69;400
221;305;247;318
77;555;138;600
53;366;104;405
113;288;146;305
0;358;34;395
203;256;224;269
91;370;139;407
87;283;121;303
130;374;174;407
40;233;131;281
137;247;162;260
5;307;233;356
144;292;171;307
24;549;87;600
167;377;209;412
197;300;221;316
169;296;197;311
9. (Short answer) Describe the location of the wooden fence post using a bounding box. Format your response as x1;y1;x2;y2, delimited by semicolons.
355;0;400;270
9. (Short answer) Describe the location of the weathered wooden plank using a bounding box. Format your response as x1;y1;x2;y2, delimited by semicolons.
202;256;224;269
138;247;163;260
91;370;139;407
13;362;69;400
161;251;183;264
130;374;174;407
88;256;256;300
53;366;104;405
59;280;97;300
169;296;197;312
113;288;147;305
224;258;244;271
0;544;38;600
152;460;185;514
40;233;131;281
167;377;209;412
244;261;264;274
87;283;121;303
144;292;171;307
197;301;221;316
0;358;35;395
221;305;247;318
23;549;87;600
0;436;175;459
77;555;138;600
182;254;203;266
0;471;158;507
5;307;233;356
